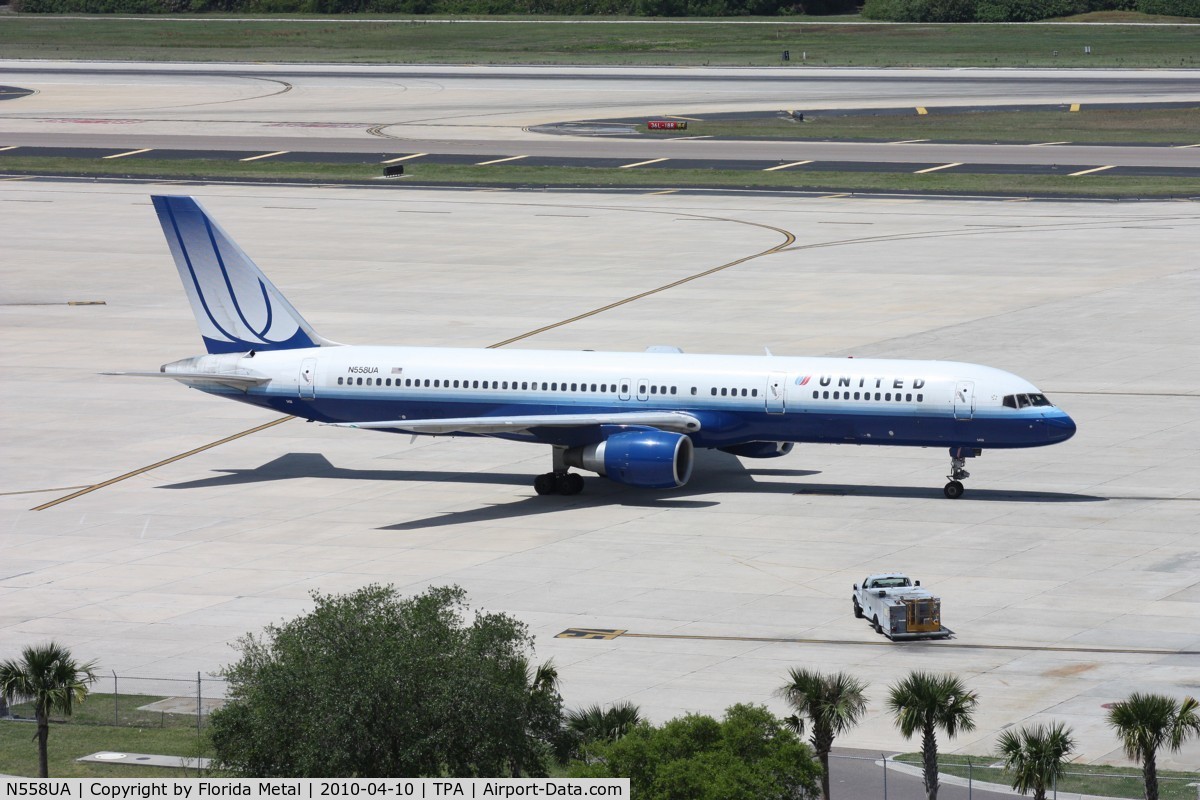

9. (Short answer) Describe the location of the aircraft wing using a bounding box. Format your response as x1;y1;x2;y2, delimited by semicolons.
103;371;270;390
325;411;701;435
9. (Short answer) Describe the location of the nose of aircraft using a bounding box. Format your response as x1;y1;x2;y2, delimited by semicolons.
1046;413;1077;442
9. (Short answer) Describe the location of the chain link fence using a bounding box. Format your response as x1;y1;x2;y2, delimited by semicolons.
3;672;228;731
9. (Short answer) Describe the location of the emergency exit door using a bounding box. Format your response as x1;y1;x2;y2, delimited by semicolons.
299;358;317;399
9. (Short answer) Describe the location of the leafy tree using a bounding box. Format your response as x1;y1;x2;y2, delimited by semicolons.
568;703;820;800
1106;693;1200;800
565;700;642;761
0;642;98;778
778;668;868;800
208;584;564;778
886;671;978;800
995;721;1075;800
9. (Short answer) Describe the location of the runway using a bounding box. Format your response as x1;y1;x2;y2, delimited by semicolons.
2;180;1199;771
2;61;1199;170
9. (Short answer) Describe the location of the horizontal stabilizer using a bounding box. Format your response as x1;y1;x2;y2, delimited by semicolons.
102;371;270;390
326;411;701;436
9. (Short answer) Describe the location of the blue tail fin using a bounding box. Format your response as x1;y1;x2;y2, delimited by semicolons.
152;195;334;354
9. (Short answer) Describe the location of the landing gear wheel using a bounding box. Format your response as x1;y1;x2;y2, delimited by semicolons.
534;473;557;496
943;480;965;499
556;472;584;496
853;599;864;619
872;616;882;634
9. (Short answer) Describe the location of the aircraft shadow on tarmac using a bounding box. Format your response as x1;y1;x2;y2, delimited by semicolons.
156;450;1104;531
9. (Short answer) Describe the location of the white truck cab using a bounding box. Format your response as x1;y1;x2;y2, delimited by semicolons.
852;573;950;640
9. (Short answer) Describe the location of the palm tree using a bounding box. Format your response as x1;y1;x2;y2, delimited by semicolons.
777;668;868;800
1106;693;1200;800
995;721;1075;800
566;701;642;761
512;658;563;777
886;671;978;800
0;642;99;778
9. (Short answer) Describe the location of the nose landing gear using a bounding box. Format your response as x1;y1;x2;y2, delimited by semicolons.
943;448;979;499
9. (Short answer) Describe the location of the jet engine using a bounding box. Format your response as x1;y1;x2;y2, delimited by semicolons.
565;430;694;488
719;441;795;459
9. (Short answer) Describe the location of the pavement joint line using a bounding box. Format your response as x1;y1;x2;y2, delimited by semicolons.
475;155;527;166
619;157;669;169
615;631;1200;655
672;135;714;140
30;416;294;511
380;153;425;164
890;139;929;144
102;148;151;160
1070;165;1116;177
914;162;963;174
763;160;813;172
239;150;289;162
1030;141;1071;146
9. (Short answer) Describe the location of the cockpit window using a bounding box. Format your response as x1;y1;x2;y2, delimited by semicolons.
1003;393;1053;409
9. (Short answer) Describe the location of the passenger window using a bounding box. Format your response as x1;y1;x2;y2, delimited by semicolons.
622;384;629;394
752;389;758;397
874;392;881;400
711;388;717;396
853;391;859;400
502;381;508;390
385;378;391;386
337;377;344;385
906;393;912;401
720;388;727;397
917;394;923;402
885;393;891;401
823;391;829;399
670;387;677;395
521;382;528;390
357;378;363;386
691;387;697;395
812;391;818;399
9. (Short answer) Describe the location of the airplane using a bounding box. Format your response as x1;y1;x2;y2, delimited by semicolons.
123;195;1076;500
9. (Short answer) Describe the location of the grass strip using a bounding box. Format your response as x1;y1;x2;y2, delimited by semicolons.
0;720;211;779
640;107;1200;145
3;156;1200;198
0;16;1198;67
893;753;1200;800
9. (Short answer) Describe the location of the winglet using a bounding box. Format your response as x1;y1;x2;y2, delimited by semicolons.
152;195;338;354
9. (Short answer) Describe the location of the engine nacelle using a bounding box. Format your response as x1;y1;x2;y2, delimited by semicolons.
719;441;795;459
565;430;694;489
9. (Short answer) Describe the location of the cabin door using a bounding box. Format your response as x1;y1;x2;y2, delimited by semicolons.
299;358;317;399
953;380;975;420
766;372;786;414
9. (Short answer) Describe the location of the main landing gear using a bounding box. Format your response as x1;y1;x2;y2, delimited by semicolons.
534;448;586;496
940;450;979;501
534;471;584;496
